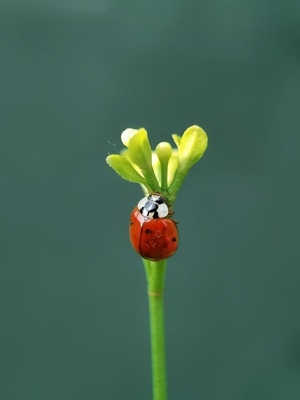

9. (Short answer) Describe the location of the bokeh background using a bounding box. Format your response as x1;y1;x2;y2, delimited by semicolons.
1;1;300;399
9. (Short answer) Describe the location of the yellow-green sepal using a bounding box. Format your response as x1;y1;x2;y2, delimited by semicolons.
168;125;208;201
177;125;208;170
106;154;147;185
127;128;153;171
127;128;161;192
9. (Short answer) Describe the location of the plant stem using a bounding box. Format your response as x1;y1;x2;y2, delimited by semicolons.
143;259;168;400
160;159;169;193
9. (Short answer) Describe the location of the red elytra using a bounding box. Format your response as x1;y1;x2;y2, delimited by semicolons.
129;207;178;261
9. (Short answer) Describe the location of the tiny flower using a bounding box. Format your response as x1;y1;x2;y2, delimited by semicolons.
106;125;208;204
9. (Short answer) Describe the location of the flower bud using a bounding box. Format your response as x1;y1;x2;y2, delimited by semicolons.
155;142;172;165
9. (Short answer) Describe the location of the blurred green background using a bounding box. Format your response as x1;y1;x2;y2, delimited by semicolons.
1;1;300;399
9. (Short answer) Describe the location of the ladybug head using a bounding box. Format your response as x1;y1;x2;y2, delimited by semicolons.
137;194;169;219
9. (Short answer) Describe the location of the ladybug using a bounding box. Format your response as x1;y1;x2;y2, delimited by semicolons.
129;194;178;261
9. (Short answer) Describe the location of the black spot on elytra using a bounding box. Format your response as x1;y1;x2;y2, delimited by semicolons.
172;237;177;242
145;229;153;234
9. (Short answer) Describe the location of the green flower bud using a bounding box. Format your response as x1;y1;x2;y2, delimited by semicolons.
155;142;173;164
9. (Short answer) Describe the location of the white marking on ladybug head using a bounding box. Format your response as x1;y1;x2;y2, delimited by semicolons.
137;194;169;219
137;197;148;211
150;194;162;203
157;203;169;218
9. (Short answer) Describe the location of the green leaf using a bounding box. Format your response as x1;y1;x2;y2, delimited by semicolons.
167;150;179;187
127;128;153;171
106;154;146;184
168;126;208;202
126;128;161;192
178;125;208;171
171;134;181;148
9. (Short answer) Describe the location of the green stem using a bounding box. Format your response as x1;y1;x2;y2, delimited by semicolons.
142;167;162;194
143;259;168;400
160;160;168;193
168;168;188;204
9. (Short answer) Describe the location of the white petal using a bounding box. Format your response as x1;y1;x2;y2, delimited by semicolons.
121;128;138;147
